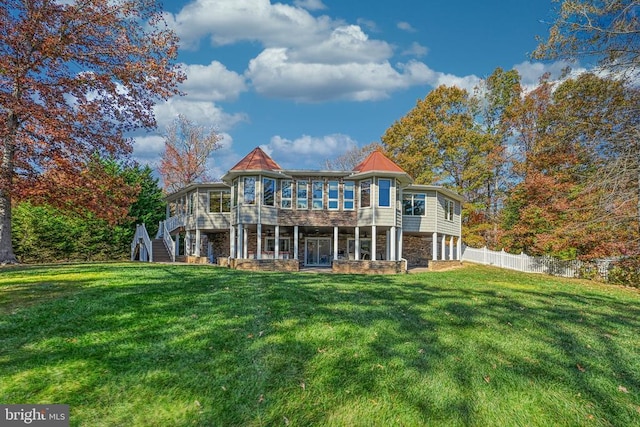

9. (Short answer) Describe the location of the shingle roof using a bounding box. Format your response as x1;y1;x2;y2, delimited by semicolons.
353;150;406;174
230;147;282;171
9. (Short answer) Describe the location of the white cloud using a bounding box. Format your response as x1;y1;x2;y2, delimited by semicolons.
402;42;429;58
397;22;416;33
153;98;248;132
261;134;358;168
179;61;247;102
293;0;327;11
513;60;586;91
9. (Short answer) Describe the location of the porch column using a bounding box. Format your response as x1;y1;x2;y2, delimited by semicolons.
432;232;438;261
294;226;299;260
194;229;201;257
237;223;243;259
175;234;180;258
256;224;262;259
449;235;455;260
185;233;191;256
390;226;397;261
371;225;377;260
397;227;403;260
230;225;236;258
243;227;248;259
275;225;280;259
355;226;360;260
441;234;447;261
457;237;462;261
385;230;390;260
333;226;339;261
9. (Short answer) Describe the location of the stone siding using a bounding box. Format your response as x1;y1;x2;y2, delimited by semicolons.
403;235;431;267
230;258;300;272
332;260;406;274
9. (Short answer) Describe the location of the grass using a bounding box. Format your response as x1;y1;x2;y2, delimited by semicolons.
1;262;639;426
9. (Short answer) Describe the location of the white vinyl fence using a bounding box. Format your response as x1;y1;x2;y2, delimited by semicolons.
461;246;615;280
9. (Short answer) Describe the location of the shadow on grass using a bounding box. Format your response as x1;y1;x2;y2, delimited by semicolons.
0;263;639;425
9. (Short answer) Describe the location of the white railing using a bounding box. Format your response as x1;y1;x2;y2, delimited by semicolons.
461;246;615;280
131;223;153;262
165;214;186;233
161;220;176;262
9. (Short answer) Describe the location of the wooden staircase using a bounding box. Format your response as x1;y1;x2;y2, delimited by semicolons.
152;239;172;262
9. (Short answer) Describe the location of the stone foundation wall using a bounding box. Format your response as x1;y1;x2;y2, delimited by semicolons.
230;258;300;272
332;260;406;274
403;235;431;267
185;256;209;264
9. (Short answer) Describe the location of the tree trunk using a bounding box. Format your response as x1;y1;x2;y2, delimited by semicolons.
0;111;18;264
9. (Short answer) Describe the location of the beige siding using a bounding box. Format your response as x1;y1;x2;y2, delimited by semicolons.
375;207;396;226
198;214;231;230
435;192;461;236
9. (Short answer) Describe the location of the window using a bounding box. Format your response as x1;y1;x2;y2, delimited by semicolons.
312;180;324;210
232;180;238;207
265;238;290;253
263;178;275;206
360;180;371;208
378;179;391;207
343;181;354;210
188;193;195;215
297;180;308;209
445;199;455;221
243;177;256;205
403;193;425;216
281;180;292;209
328;181;339;210
209;190;231;213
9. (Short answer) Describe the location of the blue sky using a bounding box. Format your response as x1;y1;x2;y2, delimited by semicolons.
132;0;576;179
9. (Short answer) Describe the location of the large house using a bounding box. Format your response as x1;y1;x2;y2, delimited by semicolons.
134;147;463;273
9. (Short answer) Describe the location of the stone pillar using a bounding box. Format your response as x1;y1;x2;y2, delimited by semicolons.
355;226;360;260
432;232;438;261
333;226;339;260
275;225;280;259
256;223;262;260
294;226;299;260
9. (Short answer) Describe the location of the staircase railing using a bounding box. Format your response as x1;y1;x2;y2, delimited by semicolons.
131;223;153;261
161;220;176;262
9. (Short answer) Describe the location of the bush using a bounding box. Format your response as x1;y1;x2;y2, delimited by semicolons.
608;256;640;287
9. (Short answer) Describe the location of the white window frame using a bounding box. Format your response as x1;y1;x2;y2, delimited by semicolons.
209;190;231;213
312;180;324;210
378;178;391;207
445;199;455;221
343;181;355;210
360;180;371;208
328;180;339;210
265;237;290;253
263;177;276;207
403;193;426;216
297;180;308;209
243;177;256;205
281;180;292;209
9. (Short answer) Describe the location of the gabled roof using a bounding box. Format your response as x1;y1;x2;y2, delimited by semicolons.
353;150;407;174
230;147;281;171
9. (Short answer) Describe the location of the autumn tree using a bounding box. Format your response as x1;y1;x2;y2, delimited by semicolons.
534;0;640;72
0;0;184;263
158;114;222;193
323;142;382;170
381;85;491;246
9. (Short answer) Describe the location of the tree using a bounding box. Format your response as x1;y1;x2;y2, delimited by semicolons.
158;114;222;193
323;142;382;170
381;85;491;246
0;0;184;263
534;0;640;72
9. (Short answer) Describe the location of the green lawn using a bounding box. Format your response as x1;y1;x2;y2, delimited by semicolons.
1;263;639;426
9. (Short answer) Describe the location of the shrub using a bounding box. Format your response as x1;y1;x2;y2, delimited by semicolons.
608;256;640;288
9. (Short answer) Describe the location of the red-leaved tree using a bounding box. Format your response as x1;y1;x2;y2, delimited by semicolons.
158;114;222;193
0;0;185;263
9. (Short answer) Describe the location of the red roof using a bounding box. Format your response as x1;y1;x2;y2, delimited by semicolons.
353;150;406;174
230;147;282;171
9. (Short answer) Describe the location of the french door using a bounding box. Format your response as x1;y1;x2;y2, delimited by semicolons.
305;238;332;266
